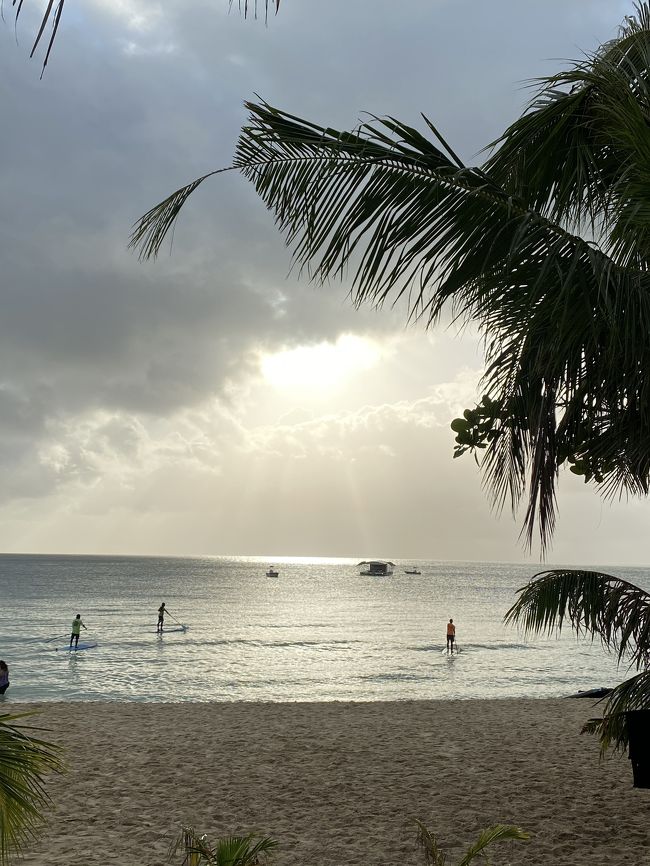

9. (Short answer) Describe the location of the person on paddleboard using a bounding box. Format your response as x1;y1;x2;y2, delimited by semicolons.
157;602;167;633
70;614;87;648
446;618;456;653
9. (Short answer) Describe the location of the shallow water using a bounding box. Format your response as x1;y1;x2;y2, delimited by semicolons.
0;554;645;702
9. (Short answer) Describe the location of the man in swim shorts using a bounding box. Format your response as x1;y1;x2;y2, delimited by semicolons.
70;614;87;648
157;602;166;633
446;618;456;653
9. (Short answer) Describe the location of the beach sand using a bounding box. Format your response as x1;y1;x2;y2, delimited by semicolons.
9;699;649;866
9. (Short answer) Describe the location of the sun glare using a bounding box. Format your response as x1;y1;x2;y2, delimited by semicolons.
261;335;382;391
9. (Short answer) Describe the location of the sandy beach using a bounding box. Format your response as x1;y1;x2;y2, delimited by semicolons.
9;699;649;866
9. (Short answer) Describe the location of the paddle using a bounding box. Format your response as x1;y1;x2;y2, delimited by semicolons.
164;610;188;632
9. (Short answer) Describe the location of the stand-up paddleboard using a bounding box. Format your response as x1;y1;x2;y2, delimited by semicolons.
441;646;461;654
151;627;187;633
56;642;98;652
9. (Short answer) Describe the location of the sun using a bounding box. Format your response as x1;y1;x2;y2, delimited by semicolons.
260;335;382;391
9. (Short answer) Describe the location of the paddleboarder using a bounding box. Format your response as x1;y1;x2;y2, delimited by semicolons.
70;614;87;648
446;618;456;653
157;602;167;633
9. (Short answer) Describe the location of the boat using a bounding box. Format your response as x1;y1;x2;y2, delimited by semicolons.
358;560;394;576
266;567;279;577
404;568;421;575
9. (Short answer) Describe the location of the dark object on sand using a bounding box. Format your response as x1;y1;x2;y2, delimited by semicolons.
568;687;612;699
626;710;650;789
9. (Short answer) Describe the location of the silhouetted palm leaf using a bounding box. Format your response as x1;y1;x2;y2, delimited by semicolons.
4;1;280;75
505;569;650;669
133;5;650;552
582;670;650;753
0;712;63;863
506;569;650;750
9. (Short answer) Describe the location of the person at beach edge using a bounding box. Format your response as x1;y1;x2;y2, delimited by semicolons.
70;614;87;648
446;618;456;653
157;602;166;633
0;660;9;695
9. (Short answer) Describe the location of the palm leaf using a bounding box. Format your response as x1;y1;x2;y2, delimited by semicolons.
416;820;528;866
416;820;447;866
4;1;281;74
505;569;650;670
506;570;650;752
0;712;63;863
171;829;278;866
457;824;530;866
132;89;650;552
133;5;650;552
582;670;650;753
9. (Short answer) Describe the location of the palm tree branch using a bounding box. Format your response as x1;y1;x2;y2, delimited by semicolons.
0;712;63;862
457;824;530;866
133;98;650;549
581;670;650;753
505;569;650;669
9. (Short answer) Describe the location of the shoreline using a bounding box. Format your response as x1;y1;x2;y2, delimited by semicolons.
9;698;648;866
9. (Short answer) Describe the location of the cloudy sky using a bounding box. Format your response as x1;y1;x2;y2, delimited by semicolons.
1;0;647;564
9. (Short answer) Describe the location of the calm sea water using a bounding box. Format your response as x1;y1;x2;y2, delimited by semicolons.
0;554;645;703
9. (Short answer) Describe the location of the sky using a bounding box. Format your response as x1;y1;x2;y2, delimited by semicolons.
0;0;647;564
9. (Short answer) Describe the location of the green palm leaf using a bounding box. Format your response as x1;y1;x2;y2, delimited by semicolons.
417;820;529;866
457;824;530;866
0;712;63;863
171;829;277;866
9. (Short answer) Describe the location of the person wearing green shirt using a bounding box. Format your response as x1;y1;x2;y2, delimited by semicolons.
70;614;87;648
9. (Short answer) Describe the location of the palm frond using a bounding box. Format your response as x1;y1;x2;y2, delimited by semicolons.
505;569;650;670
129;169;235;261
171;829;278;866
228;1;280;22
581;670;650;753
5;1;280;74
457;824;530;866
134;6;650;552
416;820;447;866
0;712;63;863
416;820;528;866
485;5;650;246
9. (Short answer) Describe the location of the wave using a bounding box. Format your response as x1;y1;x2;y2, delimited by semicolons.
358;672;432;683
409;642;536;653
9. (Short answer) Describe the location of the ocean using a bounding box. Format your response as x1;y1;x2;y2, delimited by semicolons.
0;554;645;703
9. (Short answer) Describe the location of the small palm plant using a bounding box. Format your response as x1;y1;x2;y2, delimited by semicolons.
417;821;529;866
0;712;63;864
505;569;650;752
170;830;278;866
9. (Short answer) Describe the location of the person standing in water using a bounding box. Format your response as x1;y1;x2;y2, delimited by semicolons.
0;660;9;694
157;602;166;634
446;618;456;653
70;614;87;648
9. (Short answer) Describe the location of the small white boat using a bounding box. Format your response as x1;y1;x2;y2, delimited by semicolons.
266;567;279;577
404;568;421;575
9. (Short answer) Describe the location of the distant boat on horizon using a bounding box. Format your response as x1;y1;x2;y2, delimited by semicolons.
266;567;279;577
404;568;421;575
358;560;394;576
